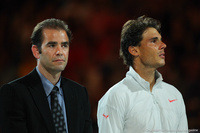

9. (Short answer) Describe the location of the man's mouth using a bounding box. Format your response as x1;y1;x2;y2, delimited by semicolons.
159;53;165;59
53;59;65;62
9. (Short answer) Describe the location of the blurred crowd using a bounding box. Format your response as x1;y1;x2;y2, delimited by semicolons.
0;0;200;132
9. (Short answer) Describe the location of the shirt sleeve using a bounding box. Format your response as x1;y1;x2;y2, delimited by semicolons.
177;96;188;133
97;104;124;133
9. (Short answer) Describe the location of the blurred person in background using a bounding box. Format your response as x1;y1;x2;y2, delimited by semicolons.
97;15;188;133
0;18;93;133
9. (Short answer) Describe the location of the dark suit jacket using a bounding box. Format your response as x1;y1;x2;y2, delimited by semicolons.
0;68;93;133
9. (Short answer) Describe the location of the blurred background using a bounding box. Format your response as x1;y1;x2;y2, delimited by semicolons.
0;0;200;132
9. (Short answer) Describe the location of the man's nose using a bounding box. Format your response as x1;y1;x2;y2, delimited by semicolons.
56;45;63;55
160;41;167;49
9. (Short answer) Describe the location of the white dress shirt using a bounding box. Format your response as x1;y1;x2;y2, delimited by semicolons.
97;66;188;133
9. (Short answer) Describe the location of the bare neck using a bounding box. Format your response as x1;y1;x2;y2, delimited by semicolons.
38;66;61;86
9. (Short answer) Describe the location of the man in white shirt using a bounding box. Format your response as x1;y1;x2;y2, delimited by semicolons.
97;16;188;133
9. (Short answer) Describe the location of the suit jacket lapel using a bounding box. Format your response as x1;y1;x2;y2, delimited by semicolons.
61;78;78;133
27;69;56;133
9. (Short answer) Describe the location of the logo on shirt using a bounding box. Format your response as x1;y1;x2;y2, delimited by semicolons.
168;99;177;102
103;114;109;119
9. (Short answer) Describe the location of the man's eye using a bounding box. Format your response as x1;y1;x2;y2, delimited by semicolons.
49;44;55;47
151;40;156;43
62;44;69;47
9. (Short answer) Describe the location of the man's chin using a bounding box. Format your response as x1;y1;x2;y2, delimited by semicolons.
155;61;165;69
53;66;66;72
158;62;165;68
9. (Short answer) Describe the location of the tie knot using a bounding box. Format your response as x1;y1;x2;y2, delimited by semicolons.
51;86;59;96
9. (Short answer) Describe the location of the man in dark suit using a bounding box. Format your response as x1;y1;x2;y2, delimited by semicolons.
0;18;93;133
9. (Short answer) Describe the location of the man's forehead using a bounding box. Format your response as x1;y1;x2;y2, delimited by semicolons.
42;29;67;37
41;28;69;44
43;28;65;33
142;27;161;38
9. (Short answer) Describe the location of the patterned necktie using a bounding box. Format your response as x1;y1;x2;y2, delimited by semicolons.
51;86;67;133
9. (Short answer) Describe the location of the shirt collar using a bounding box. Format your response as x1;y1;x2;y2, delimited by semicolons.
155;69;163;83
126;66;163;91
36;67;62;97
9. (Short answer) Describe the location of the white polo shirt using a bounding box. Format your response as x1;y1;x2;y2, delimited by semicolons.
97;67;188;133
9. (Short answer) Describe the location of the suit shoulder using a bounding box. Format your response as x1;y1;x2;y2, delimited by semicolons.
0;75;30;98
61;77;89;100
1;74;28;89
61;77;85;89
0;69;38;91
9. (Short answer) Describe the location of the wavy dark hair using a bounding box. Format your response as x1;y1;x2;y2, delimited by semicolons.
31;18;72;53
120;15;161;66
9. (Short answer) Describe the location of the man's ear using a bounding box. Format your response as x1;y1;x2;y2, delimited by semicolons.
31;45;40;59
128;46;139;57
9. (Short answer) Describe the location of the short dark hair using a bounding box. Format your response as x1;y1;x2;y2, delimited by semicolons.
120;15;161;66
31;18;72;53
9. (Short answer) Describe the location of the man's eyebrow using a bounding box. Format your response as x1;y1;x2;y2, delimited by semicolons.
150;37;158;40
149;37;162;41
61;41;69;45
46;41;57;45
45;41;69;45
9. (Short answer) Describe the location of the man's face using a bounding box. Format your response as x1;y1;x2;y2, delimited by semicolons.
38;28;69;74
137;27;166;69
